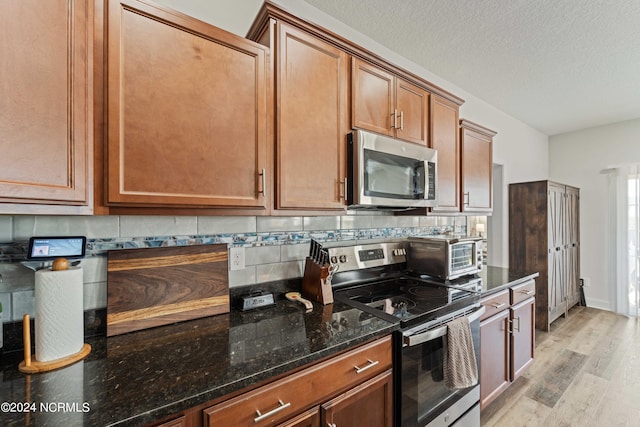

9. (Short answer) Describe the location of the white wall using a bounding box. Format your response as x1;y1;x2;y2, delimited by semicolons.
549;118;640;309
153;0;550;267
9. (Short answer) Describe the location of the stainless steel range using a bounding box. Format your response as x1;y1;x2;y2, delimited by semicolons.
326;240;484;427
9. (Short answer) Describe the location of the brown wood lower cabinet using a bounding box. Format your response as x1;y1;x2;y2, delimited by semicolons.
321;371;393;427
480;280;536;409
203;336;392;427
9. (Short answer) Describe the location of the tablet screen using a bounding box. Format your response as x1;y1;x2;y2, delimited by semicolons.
27;236;86;260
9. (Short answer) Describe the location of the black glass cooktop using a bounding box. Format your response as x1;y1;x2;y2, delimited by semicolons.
334;275;481;328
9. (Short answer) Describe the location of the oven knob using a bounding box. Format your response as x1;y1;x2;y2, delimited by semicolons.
339;255;347;263
330;256;338;264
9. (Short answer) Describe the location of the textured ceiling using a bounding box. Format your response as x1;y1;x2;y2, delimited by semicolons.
303;0;640;136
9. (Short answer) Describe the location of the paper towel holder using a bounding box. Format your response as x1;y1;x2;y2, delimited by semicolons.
19;314;91;374
18;257;91;374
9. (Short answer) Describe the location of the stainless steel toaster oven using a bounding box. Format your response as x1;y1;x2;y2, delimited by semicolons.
406;236;483;280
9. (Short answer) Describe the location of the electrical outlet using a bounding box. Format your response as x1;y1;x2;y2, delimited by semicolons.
581;277;591;288
229;246;245;271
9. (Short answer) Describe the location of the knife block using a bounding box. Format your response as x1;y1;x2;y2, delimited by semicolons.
301;257;334;305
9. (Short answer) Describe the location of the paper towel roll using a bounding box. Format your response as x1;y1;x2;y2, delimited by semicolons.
35;267;84;362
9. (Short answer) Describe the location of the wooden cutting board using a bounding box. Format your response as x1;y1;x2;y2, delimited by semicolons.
106;244;229;336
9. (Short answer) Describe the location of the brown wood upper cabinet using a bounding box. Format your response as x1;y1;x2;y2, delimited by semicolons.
274;22;350;211
430;95;461;213
106;0;269;209
460;119;496;214
0;0;93;214
352;58;429;146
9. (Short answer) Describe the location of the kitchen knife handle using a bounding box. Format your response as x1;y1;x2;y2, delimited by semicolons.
254;399;291;423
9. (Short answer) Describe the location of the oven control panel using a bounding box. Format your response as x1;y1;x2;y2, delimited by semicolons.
358;248;384;261
326;241;407;272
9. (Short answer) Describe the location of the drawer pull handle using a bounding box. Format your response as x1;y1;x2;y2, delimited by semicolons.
513;316;521;332
490;302;506;309
520;290;535;295
354;359;379;374
254;400;291;423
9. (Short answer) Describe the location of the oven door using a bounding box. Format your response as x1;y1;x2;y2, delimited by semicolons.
397;306;484;427
447;240;481;280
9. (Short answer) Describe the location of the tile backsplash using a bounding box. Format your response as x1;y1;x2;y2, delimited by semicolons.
0;214;467;323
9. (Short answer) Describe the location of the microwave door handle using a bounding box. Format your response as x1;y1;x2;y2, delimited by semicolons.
403;306;486;347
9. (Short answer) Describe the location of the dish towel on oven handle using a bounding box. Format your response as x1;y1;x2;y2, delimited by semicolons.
444;316;478;389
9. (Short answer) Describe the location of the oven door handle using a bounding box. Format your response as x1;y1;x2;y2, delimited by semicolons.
403;306;486;347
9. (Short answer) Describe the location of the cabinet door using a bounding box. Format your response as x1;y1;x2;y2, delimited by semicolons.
565;186;581;308
0;0;92;213
430;95;460;212
352;58;395;137
480;310;510;409
510;297;535;380
548;183;567;322
276;23;349;210
548;183;566;248
460;121;494;213
107;0;268;208
278;408;320;427
395;78;429;145
548;247;566;324
321;371;393;427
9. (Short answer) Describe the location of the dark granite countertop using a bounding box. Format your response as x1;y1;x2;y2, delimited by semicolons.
478;266;540;296
0;297;397;426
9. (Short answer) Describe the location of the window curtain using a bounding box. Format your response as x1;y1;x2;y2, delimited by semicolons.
605;163;640;317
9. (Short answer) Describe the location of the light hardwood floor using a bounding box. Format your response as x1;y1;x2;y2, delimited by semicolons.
481;306;640;426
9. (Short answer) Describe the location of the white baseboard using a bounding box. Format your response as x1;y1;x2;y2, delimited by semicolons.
585;297;612;311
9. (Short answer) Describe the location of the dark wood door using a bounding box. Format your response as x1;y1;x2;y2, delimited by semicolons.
106;0;268;208
460;120;495;213
510;297;535;380
352;58;395;137
276;22;349;210
321;371;393;427
0;0;93;214
430;95;460;213
395;78;429;145
480;309;510;409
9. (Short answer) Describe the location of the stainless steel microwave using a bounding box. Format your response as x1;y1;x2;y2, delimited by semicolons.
347;130;437;209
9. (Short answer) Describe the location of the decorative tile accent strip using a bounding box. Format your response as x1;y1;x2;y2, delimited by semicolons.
0;224;463;262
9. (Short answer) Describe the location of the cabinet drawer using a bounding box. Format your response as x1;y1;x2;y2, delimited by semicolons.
480;290;510;321
510;280;536;305
203;336;392;427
